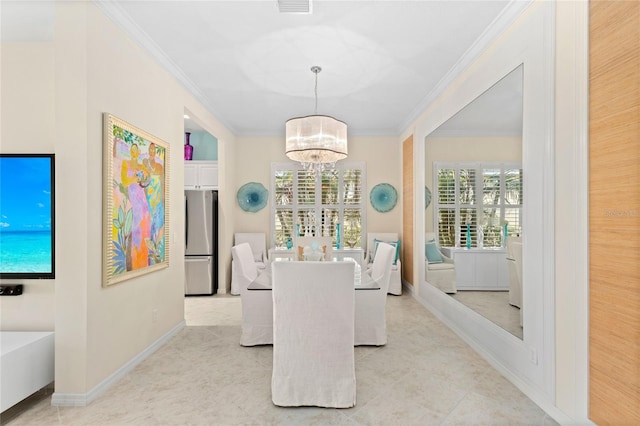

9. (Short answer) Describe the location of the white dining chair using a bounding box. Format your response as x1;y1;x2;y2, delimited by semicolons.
231;242;273;346
506;236;523;326
271;261;356;408
231;233;267;295
365;232;402;295
293;236;333;261
355;242;396;346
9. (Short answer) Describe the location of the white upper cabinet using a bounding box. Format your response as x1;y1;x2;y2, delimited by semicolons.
185;161;218;189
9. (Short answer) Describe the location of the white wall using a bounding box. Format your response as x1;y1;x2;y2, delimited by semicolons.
407;0;573;422
553;0;589;420
1;0;236;399
405;1;590;423
0;43;57;330
233;136;402;250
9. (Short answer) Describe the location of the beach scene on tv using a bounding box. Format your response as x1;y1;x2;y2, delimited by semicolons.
0;156;54;275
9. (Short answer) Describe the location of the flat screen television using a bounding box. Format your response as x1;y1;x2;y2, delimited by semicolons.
0;154;55;279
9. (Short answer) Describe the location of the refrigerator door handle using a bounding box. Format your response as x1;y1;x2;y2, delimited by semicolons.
185;257;212;264
185;195;189;249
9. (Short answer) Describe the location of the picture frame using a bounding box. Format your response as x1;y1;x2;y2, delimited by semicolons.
103;113;170;286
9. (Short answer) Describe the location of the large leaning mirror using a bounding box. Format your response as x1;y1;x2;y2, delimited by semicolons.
424;64;524;339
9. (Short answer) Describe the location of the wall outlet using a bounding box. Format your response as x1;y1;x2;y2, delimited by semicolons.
530;347;538;365
152;308;158;323
0;284;23;296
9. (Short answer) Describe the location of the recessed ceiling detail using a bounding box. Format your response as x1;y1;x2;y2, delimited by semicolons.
236;26;393;98
100;1;530;136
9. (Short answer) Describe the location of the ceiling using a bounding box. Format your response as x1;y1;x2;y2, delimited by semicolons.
2;1;528;137
104;0;532;137
430;64;523;138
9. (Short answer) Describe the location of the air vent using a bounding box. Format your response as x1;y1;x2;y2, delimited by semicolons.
277;0;312;14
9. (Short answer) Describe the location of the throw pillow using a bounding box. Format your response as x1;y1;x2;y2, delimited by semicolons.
374;238;401;265
425;240;443;264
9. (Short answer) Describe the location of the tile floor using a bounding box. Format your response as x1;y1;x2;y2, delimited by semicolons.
2;293;557;425
449;291;523;339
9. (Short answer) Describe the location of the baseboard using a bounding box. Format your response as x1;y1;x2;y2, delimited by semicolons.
401;279;415;296
51;321;185;407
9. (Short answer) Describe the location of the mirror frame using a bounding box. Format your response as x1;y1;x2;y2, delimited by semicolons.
425;64;524;339
412;1;555;403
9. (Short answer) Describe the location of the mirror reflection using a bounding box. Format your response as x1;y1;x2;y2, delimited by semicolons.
424;65;524;339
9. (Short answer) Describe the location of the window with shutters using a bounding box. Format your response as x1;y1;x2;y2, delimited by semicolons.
434;162;522;248
271;162;366;249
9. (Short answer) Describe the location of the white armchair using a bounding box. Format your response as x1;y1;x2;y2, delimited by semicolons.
365;233;402;295
355;242;395;346
425;233;457;294
231;243;273;346
271;261;356;408
231;233;267;295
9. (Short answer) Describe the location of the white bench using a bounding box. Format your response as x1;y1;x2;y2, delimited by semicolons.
1;331;54;412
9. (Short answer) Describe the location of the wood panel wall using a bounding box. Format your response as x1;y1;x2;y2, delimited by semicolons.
402;135;414;286
589;1;640;423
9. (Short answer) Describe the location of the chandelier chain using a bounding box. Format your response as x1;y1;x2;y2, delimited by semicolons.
312;66;321;114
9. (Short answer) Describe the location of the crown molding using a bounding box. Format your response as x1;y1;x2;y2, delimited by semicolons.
93;0;237;135
397;0;533;135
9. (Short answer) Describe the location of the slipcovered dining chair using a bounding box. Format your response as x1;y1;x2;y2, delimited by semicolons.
355;242;396;346
293;236;333;261
424;232;457;294
365;232;402;295
231;233;267;295
506;236;523;327
506;236;523;308
271;261;356;408
231;242;273;346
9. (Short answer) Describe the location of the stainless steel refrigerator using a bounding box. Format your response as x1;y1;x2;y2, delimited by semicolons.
185;190;218;295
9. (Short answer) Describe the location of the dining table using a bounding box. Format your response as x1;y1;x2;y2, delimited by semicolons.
247;257;380;291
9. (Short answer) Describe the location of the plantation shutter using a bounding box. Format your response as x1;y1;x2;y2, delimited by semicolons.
273;169;294;247
436;168;456;246
271;163;366;249
434;162;522;248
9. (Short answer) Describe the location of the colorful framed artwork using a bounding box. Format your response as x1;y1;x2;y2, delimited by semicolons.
103;113;170;286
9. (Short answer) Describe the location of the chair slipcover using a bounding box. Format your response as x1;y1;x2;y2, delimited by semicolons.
506;236;523;326
365;233;402;295
424;233;457;294
231;243;273;346
293;236;333;261
231;233;267;295
507;236;523;308
355;242;396;346
271;261;356;408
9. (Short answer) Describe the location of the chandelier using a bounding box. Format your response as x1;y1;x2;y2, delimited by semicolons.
285;66;348;173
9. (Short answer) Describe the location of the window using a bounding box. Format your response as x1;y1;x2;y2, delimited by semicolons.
271;162;366;249
434;162;522;248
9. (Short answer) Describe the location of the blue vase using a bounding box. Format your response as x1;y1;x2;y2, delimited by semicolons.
466;224;471;249
336;223;341;249
286;237;293;250
503;224;508;246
